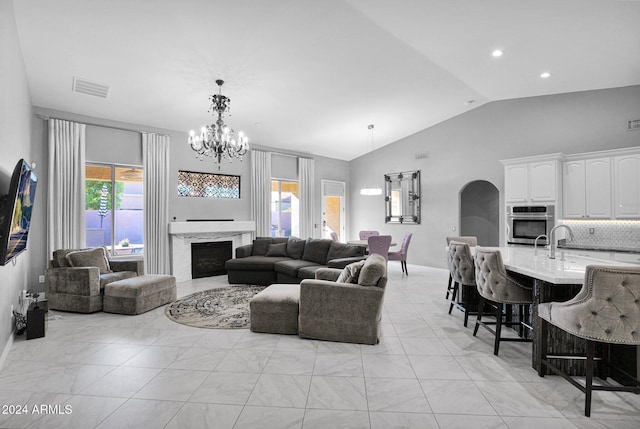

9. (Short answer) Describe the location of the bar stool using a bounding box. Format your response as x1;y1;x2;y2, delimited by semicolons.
445;236;477;299
473;247;533;355
538;265;640;417
447;241;477;327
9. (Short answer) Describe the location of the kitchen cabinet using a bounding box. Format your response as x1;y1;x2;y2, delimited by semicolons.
504;159;559;204
614;154;640;218
563;158;611;218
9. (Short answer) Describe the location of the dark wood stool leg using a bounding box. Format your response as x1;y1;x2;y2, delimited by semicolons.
494;302;503;356
473;296;485;336
446;274;452;299
537;317;547;377
585;340;594;417
463;302;470;328
448;281;459;315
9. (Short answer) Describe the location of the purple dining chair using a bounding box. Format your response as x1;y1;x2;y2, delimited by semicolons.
388;232;412;275
367;235;392;261
359;230;379;240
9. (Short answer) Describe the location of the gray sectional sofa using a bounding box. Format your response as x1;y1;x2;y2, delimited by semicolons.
225;237;366;285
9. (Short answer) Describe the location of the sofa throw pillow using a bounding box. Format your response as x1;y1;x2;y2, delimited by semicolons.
302;238;332;265
286;237;306;260
337;260;366;284
65;247;112;274
251;239;272;256
358;255;386;287
265;242;288;257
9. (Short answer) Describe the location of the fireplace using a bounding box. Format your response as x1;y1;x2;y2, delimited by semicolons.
191;241;232;279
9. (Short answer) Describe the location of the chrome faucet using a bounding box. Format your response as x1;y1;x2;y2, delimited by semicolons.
548;224;575;259
534;234;548;256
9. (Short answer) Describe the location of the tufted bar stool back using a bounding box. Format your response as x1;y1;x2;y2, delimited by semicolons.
446;241;477;327
472;247;533;355
445;236;477;300
537;265;640;417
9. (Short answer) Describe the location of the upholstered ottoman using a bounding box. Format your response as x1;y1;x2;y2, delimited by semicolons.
103;275;177;315
250;284;300;334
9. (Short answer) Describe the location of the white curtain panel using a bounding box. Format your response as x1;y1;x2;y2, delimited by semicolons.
250;149;272;237
47;119;86;256
142;133;171;274
299;157;315;239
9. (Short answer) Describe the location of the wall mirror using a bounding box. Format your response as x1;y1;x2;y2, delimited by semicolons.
385;170;421;224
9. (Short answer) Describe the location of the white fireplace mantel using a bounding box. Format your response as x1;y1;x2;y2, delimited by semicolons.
168;221;255;282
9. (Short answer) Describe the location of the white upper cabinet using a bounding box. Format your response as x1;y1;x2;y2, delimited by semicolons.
563;158;612;218
504;159;559;204
529;161;558;202
504;164;529;203
614;154;640;218
563;160;586;218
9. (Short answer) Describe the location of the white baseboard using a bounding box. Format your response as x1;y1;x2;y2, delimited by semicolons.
0;333;14;371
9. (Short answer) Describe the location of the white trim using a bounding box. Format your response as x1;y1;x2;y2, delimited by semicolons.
0;333;15;372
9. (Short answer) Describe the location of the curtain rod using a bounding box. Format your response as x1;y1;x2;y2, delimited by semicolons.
258;149;313;160
36;114;169;137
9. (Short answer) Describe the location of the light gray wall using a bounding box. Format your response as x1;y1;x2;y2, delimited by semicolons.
26;107;351;294
0;0;34;363
349;85;640;268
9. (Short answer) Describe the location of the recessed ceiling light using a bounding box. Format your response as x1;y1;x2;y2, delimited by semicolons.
540;72;551;79
492;49;503;57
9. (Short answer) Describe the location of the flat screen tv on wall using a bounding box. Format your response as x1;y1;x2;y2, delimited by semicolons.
0;159;38;266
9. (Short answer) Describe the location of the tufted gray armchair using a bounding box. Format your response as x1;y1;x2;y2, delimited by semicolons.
537;265;640;417
446;241;477;326
472;247;533;355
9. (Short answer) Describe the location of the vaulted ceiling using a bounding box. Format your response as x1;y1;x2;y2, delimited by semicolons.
13;0;640;160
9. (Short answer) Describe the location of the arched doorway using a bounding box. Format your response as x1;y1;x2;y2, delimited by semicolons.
460;180;499;246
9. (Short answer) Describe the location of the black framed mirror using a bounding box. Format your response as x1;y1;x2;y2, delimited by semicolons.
384;170;421;224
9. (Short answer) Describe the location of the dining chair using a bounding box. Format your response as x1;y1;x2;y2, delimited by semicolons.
388;232;412;275
445;236;478;299
359;230;379;240
367;235;392;261
538;265;640;417
472;247;533;355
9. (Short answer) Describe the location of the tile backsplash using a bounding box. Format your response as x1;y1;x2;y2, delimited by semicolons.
560;219;640;251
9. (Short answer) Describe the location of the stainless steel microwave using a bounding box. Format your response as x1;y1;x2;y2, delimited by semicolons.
507;205;555;245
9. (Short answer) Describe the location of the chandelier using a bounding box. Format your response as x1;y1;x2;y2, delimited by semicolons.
360;124;382;196
188;79;249;166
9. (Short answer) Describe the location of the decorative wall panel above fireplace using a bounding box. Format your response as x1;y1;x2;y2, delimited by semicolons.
177;170;240;199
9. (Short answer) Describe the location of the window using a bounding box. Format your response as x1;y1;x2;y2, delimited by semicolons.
271;180;300;237
85;164;144;256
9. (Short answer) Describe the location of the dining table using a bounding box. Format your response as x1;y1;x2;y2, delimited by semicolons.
458;245;639;384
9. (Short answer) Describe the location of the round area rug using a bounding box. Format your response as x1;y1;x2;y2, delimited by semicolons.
165;285;267;329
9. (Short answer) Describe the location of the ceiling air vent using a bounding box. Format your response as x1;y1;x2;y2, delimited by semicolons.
628;119;640;131
72;77;110;98
415;152;429;160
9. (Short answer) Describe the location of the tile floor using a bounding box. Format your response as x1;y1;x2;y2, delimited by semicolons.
1;264;639;428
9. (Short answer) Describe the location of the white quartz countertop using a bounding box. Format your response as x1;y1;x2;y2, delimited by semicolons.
482;246;637;284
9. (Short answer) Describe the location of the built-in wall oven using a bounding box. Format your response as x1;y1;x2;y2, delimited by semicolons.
507;205;555;245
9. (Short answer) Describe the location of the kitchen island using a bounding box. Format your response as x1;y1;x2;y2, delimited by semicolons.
469;245;639;383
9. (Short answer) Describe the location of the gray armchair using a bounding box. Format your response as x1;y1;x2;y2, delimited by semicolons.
298;253;387;345
46;248;143;313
